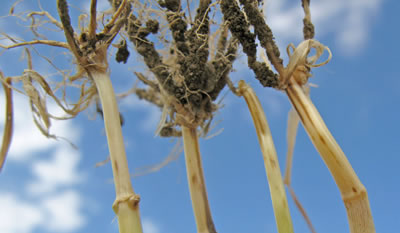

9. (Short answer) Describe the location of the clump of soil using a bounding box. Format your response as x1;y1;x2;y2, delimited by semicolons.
220;0;279;87
125;1;238;132
121;0;287;133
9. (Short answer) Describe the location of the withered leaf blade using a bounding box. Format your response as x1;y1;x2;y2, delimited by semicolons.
1;78;14;172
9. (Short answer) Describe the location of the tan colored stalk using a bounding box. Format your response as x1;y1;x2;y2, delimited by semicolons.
284;93;317;233
56;0;142;231
181;126;216;233
0;77;13;171
286;77;375;233
238;80;294;233
90;69;143;233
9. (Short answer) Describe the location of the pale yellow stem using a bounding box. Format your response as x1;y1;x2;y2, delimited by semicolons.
238;80;294;233
182;126;216;233
90;69;143;233
286;78;375;233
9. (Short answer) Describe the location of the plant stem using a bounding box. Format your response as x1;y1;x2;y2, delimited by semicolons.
238;80;294;233
182;126;217;233
286;78;375;233
0;78;13;171
90;69;143;233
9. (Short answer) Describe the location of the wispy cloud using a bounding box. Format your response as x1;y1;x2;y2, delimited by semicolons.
0;90;86;233
142;218;160;233
0;191;85;233
27;146;84;195
41;191;86;232
264;0;382;55
0;193;44;233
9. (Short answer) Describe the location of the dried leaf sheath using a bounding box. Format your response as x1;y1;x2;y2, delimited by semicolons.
283;108;300;185
0;78;13;171
182;126;217;233
238;80;294;233
286;78;375;233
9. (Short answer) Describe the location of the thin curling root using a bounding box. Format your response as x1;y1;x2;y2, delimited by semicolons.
281;39;332;88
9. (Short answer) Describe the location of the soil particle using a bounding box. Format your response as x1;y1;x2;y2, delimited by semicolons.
239;0;282;66
127;14;185;99
221;0;257;57
115;40;130;64
162;0;190;56
127;1;239;129
209;38;238;100
163;0;181;12
301;0;315;39
180;0;212;96
303;18;314;40
159;126;182;137
221;0;278;88
146;20;160;34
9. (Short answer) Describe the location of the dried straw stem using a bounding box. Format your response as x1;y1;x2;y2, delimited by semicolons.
238;80;294;233
182;126;217;233
286;78;375;233
0;77;13;171
284;107;317;233
90;69;143;233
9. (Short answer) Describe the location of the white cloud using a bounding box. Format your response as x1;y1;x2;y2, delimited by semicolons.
264;1;303;41
41;191;86;232
264;0;382;55
27;146;84;195
0;193;44;233
0;191;86;233
142;218;160;233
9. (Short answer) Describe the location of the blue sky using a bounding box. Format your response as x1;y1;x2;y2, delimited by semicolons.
0;0;399;233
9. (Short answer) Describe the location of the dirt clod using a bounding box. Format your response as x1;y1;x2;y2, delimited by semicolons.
116;40;130;64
